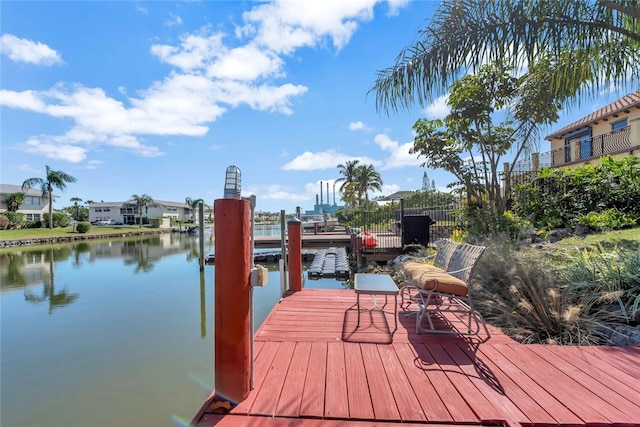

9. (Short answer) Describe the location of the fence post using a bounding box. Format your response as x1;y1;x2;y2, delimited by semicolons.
532;152;540;172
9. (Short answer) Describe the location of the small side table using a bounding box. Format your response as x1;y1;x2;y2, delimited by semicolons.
354;273;399;331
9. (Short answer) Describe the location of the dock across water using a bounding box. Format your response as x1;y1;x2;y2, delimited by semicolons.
192;288;640;427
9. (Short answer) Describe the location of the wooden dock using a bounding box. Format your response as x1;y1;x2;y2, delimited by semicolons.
192;289;640;427
254;232;351;249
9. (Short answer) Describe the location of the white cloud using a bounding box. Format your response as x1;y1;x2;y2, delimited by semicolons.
86;160;103;170
240;0;381;54
23;137;87;163
423;94;449;119
0;34;63;66
281;149;380;171
164;13;183;27
373;133;420;170
252;184;310;202
348;120;373;132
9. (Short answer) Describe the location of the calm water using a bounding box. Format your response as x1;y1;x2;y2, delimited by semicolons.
0;225;348;427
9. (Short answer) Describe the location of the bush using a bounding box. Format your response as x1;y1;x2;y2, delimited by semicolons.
3;212;25;229
512;156;640;230
149;218;162;228
76;221;92;233
43;212;70;228
561;245;640;323
0;214;9;230
578;208;638;231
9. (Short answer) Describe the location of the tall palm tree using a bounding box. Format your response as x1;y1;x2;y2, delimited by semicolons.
353;164;383;208
129;194;156;227
22;165;77;229
336;160;360;208
372;0;640;114
185;197;204;221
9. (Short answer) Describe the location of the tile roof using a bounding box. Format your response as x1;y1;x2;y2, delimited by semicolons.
545;91;640;139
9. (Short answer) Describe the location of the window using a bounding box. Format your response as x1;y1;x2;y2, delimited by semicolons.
25;214;41;221
95;208;102;212
24;196;41;205
612;118;627;131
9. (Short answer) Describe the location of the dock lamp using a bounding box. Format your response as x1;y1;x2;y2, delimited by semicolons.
224;165;242;199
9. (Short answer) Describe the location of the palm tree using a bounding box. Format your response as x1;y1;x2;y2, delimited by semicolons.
22;165;77;229
128;194;156;227
3;192;25;212
70;197;83;221
371;0;640;114
353;164;383;208
336;160;360;208
185;197;205;221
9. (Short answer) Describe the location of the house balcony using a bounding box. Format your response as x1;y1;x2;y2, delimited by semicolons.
540;126;634;168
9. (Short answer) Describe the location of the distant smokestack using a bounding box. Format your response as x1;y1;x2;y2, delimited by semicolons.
326;182;329;204
316;194;319;206
320;181;323;205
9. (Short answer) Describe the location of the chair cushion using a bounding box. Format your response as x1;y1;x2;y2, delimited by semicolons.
411;271;468;297
403;261;445;279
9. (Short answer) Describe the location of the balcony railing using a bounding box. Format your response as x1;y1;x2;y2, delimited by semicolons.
540;126;631;168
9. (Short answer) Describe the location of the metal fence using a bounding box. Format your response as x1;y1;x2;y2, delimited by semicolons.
349;193;462;254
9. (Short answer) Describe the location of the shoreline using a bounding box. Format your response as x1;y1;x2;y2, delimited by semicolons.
0;229;173;248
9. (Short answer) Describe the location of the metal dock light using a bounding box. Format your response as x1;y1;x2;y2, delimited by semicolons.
224;165;242;199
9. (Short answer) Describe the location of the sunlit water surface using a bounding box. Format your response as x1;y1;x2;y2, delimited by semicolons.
1;226;348;427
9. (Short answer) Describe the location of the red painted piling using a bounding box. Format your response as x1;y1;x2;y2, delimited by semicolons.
214;198;251;405
287;217;302;291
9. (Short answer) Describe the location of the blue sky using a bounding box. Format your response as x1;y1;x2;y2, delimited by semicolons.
0;0;630;214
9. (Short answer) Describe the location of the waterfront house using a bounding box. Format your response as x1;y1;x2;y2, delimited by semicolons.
0;183;51;222
89;199;207;225
542;91;640;169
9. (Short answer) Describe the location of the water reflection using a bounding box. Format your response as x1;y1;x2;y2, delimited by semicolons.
0;233;215;315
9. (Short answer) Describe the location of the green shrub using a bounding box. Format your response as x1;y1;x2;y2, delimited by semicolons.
512;156;640;229
0;214;9;230
149;218;162;228
561;245;640;323
44;212;70;228
578;208;638;231
76;221;92;233
3;212;25;229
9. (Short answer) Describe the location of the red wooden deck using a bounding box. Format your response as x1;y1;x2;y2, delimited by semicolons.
193;289;640;427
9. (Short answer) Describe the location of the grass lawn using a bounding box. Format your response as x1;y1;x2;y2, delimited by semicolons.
545;226;640;253
0;225;164;240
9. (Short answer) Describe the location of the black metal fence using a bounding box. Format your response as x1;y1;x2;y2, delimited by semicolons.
347;193;462;254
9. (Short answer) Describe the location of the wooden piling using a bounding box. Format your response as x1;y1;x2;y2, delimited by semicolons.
287;217;302;291
213;197;251;405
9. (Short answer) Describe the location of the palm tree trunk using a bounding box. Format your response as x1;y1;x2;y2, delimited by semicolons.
48;184;54;229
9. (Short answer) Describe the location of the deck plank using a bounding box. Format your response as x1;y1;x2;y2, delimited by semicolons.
500;344;621;425
343;343;374;420
410;342;480;423
298;341;327;419
528;344;640;422
376;344;427;422
427;343;506;424
250;341;296;417
475;343;576;425
324;342;349;419
360;344;401;421
275;341;312;417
